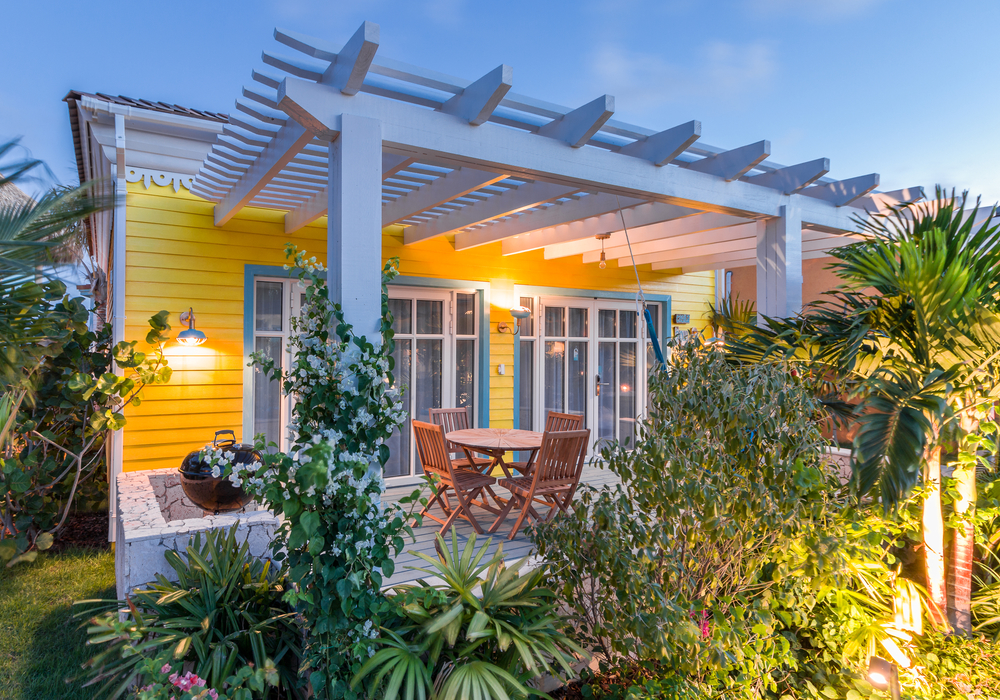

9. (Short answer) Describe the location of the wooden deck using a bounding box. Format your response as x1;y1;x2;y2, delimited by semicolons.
381;464;621;587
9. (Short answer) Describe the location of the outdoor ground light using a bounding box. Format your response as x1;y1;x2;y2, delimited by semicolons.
868;656;901;700
177;307;207;346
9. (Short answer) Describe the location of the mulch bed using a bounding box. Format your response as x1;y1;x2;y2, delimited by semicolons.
50;511;111;552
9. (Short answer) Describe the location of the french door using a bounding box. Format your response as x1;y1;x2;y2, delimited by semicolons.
384;287;479;480
519;296;659;453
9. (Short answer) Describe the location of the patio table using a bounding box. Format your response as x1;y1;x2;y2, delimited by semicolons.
446;428;543;479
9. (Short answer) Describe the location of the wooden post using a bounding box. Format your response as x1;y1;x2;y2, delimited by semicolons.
327;114;383;343
756;204;802;321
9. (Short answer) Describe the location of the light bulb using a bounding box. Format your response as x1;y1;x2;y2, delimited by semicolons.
599;251;607;269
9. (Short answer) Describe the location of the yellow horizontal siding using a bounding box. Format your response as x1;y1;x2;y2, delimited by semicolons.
122;182;716;472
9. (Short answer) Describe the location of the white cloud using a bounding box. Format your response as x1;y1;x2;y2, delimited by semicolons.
590;40;778;115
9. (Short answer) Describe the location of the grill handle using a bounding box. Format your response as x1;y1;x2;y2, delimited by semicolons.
212;429;237;448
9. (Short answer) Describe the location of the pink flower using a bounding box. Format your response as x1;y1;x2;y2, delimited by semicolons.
208;691;219;700
161;663;172;674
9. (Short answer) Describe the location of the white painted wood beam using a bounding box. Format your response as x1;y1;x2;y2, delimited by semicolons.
583;214;756;263
322;21;379;95
275;77;863;231
537;95;615;147
757;205;802;318
676;256;757;273
229;115;279;138
440;65;512;125
618;120;701;166
852;186;926;213
801;174;879;206
454;193;645;251
382;167;506;226
403;180;578;244
274;27;338;62
214;121;314;226
262;51;325;82
506;201;700;256
285;153;414;233
611;223;760;266
685;140;770;181
650;250;758;272
746;157;830;194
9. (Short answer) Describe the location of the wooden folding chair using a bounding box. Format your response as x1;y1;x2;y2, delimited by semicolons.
412;420;497;535
508;411;585;475
489;428;590;540
429;407;493;471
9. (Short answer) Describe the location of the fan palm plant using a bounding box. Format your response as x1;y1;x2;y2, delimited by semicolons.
726;189;1000;634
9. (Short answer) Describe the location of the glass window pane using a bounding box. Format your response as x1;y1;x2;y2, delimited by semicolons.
598;342;616;442
388;298;412;335
620;342;637;447
253;337;282;448
568;308;588;338
384;339;411;478
544;340;565;415
646;304;659;338
567;341;588;420
456;293;476;336
519;339;534;430
456;338;475;414
620;310;637;339
255;281;283;332
416;300;443;335
517;297;534;336
415;338;442;423
544;307;565;337
598;309;616;338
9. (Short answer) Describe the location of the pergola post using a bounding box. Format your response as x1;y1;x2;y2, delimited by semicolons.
327;114;383;343
756;204;803;322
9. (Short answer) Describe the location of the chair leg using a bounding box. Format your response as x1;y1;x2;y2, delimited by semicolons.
506;497;534;540
452;485;485;535
488;494;518;534
415;484;452;527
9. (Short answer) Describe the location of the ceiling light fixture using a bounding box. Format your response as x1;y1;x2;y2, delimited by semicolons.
596;232;611;269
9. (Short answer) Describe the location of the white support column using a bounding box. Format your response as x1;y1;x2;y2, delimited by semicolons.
109;113;128;542
756;205;802;322
327;114;383;342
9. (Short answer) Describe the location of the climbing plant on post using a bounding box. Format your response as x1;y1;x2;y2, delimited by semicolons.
235;245;417;699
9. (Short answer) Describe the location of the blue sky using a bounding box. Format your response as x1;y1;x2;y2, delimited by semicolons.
3;0;999;203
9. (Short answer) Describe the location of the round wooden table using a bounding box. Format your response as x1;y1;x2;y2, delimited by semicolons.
445;428;543;478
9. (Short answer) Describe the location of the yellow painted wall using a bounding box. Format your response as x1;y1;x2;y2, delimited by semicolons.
123;181;716;472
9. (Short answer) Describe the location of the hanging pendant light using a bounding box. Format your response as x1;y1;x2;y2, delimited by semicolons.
596;233;611;269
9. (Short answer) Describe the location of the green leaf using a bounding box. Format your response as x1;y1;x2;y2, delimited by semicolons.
301;510;320;538
34;532;54;551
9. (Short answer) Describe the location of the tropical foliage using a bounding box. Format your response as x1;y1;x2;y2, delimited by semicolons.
352;532;582;700
81;525;302;699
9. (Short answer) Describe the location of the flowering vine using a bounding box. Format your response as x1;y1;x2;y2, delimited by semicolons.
237;244;421;699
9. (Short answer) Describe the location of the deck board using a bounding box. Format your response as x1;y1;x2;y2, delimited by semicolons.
381;464;621;587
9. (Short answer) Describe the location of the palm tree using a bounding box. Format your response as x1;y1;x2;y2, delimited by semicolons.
727;189;1000;633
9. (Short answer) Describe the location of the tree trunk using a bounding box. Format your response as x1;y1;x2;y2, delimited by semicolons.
924;445;949;628
947;408;979;635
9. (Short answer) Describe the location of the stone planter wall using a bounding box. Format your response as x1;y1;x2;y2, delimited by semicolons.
115;469;279;599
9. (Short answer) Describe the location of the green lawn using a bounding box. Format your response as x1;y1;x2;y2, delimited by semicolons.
0;548;116;700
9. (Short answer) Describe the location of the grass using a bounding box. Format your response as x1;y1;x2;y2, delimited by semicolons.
0;547;116;700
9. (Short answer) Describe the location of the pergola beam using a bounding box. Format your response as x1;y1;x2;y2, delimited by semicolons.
614;223;761;266
618;120;701;165
213;121;315;226
383;167;507;225
454;193;646;251
284;152;413;233
592;218;758;264
686;140;770;181
440;65;512;126
801;173;879;206
321;21;379;95
403;180;579;244
746;157;830;194
538;95;615;148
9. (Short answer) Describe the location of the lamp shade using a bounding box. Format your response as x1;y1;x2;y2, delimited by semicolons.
177;307;207;346
509;305;532;320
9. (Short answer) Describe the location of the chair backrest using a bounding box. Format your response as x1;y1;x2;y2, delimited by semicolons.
544;411;585;433
532;429;590;487
429;407;471;452
412;420;455;479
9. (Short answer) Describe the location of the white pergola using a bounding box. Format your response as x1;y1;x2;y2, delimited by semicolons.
190;21;922;335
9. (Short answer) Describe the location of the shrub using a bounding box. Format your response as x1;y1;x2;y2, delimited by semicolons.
80;525;301;699
351;531;582;700
531;341;919;698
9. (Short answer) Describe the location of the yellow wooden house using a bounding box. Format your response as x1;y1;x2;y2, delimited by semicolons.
65;22;915;533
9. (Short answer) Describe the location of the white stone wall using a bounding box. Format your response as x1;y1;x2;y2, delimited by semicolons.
115;470;279;600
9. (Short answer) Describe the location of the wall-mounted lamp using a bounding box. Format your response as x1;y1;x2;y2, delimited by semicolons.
497;306;532;335
867;657;901;700
177;307;207;346
596;232;611;269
